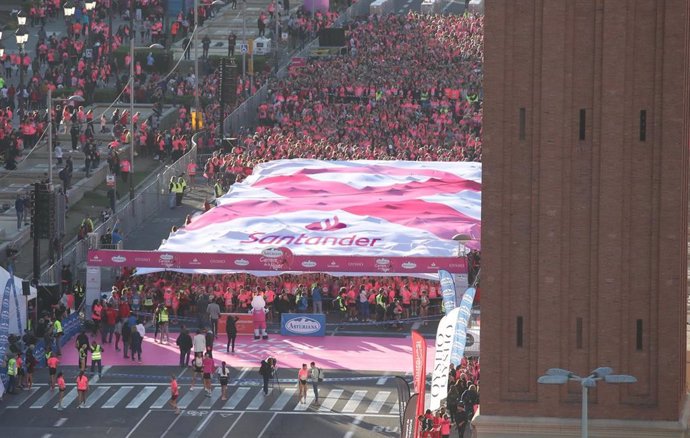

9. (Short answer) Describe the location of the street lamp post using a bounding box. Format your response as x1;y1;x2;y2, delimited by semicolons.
538;367;637;438
15;27;28;90
63;1;76;21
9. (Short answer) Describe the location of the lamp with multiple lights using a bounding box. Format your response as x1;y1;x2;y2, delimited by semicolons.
538;367;637;438
63;1;76;18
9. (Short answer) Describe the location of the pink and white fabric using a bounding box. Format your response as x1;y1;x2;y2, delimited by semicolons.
161;160;481;259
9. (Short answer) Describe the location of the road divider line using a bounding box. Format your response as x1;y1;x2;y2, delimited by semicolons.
125;410;152;438
221;412;245;438
126;386;157;408
257;412;278;438
53;418;67;427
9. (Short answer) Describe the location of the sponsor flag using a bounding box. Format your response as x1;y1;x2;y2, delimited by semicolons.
438;269;457;314
429;307;461;411
394;376;411;431
155;160;481;259
0;272;14;384
450;287;477;365
411;330;427;438
401;393;419;438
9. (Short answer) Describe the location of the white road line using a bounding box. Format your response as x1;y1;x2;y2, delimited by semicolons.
103;386;134;408
318;389;343;412
198;387;222;409
177;388;201;409
342;390;367;413
344;433;354;438
292;392;314;411
150;388;171;409
221;412;245;438
223;387;250;409
366;391;391;414
376;373;391;385
7;387;39;408
40;434;52;438
91;365;111;384
53;417;68;427
270;388;296;410
176;367;188;381
56;388;78;409
390;402;400;415
256;412;278;438
125;410;152;438
160;412;183;438
231;367;250;385
126;386;157;408
246;389;265;410
195;411;215;432
30;388;57;409
84;386;110;408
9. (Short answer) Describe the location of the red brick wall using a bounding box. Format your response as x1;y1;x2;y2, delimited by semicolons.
482;0;690;421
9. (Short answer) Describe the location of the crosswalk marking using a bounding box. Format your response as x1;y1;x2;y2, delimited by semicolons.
223;387;250;410
198;387;222;409
103;386;134;408
270;388;296;410
126;386;156;409
150;388;172;409
342;390;367;413
366;391;391;414
57;388;78;408
177;388;201;409
246;389;266;410
5;387;39;408
30;388;57;409
293;393;314;411
84;386;110;408
318;389;344;412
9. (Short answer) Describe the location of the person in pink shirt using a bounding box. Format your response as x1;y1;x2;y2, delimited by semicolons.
202;352;215;397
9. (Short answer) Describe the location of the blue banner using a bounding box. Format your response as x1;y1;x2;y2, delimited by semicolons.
8;267;22;334
0;275;13;385
450;287;477;365
281;313;326;337
438;269;457;315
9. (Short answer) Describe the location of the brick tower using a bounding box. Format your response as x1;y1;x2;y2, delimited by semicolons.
477;1;690;436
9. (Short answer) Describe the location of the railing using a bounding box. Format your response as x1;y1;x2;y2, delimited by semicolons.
39;145;198;285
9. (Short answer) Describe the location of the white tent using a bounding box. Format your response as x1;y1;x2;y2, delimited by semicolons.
0;267;37;335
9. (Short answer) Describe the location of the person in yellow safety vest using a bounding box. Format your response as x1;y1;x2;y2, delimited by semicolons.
143;292;154;313
90;340;104;377
158;305;170;344
376;289;387;322
7;353;19;394
176;176;186;206
168;176;178;209
54;316;64;356
334;289;347;322
214;181;224;199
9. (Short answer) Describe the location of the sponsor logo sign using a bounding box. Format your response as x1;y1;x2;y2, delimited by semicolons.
280;313;326;337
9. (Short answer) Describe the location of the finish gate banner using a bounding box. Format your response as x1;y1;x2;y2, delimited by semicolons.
429;307;462;411
411;330;427;438
151;160;481;271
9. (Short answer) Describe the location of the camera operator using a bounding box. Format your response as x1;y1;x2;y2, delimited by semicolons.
259;356;277;395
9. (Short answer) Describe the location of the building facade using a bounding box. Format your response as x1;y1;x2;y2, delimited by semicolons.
478;0;690;436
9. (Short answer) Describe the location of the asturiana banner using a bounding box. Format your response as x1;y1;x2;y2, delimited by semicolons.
411;330;427;438
280;313;326;337
450;287;477;366
438;269;457;314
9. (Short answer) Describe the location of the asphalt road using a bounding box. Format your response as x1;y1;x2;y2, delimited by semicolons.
0;365;405;438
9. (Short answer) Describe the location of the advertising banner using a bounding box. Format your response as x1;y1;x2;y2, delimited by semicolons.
429;307;461;411
411;330;427;438
438;269;457;314
450;287;477;365
217;313;256;335
394;376;411;431
280;313;326;337
401;393;419;438
87;249;467;274
0;275;12;384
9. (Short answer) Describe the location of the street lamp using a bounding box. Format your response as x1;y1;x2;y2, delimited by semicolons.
15;27;28;89
17;11;27;26
538;367;637;438
85;0;97;11
63;1;76;18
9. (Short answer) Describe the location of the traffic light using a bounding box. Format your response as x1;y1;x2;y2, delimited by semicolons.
30;183;56;240
219;57;238;107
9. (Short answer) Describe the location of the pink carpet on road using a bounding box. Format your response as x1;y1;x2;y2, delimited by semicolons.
60;334;436;372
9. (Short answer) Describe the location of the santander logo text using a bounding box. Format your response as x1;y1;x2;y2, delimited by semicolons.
241;233;382;247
